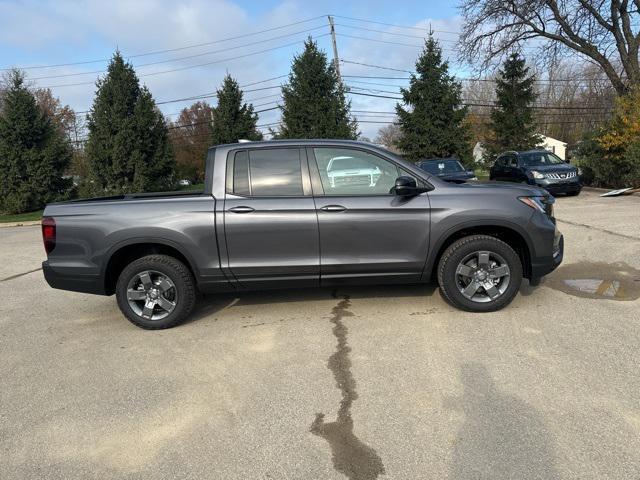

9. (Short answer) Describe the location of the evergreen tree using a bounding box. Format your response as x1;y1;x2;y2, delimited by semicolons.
278;38;357;139
396;36;471;164
210;75;262;145
86;52;174;194
485;53;541;159
0;70;72;213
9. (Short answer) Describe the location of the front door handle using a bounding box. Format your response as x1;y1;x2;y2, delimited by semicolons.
228;206;255;213
320;205;347;212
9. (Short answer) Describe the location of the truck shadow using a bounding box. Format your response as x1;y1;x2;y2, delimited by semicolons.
447;363;558;480
188;283;440;324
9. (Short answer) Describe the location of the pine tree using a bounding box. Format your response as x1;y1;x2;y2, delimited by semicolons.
85;52;174;194
210;75;262;145
0;70;73;214
485;53;541;158
278;38;357;139
396;36;471;164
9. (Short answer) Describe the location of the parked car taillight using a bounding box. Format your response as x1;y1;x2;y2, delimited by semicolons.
42;217;56;254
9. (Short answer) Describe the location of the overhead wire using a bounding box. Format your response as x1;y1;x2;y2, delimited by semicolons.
1;15;328;71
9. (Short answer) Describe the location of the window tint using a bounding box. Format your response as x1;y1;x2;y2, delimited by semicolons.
314;147;400;195
495;156;506;167
507;155;518;167
233;151;250;196
230;149;304;196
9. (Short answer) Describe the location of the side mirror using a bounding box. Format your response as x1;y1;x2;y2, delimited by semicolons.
394;176;423;196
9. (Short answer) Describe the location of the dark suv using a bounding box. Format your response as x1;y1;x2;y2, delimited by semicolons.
416;158;477;183
490;150;581;196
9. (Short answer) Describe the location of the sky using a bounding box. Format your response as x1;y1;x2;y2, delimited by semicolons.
0;0;465;139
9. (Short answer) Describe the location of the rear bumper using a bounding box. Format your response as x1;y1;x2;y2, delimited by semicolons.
42;261;106;295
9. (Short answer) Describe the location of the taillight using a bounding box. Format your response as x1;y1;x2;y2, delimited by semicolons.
42;217;56;254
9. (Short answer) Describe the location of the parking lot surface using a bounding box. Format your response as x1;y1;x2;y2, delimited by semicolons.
1;189;640;479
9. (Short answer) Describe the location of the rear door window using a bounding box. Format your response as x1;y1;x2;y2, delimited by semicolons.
231;148;304;197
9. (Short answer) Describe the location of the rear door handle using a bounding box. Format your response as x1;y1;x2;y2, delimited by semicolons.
228;206;255;213
320;205;347;212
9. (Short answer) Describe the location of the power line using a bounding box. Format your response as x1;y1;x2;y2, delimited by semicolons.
331;15;460;36
41;34;330;88
334;23;448;41
337;33;451;51
76;77;287;114
155;84;283;106
30;25;327;81
341;62;616;84
341;60;413;73
347;90;612;110
350;109;609;118
2;15;327;71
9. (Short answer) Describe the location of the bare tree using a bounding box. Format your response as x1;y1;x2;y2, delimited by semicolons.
168;101;213;182
458;0;640;95
374;123;402;152
33;88;77;140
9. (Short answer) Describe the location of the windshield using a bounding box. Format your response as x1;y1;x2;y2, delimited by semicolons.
419;159;465;174
328;157;376;171
521;152;565;166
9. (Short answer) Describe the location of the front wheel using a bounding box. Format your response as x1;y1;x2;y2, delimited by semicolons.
116;254;196;329
437;235;523;312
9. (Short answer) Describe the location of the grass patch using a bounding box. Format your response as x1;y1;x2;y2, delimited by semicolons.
0;210;43;223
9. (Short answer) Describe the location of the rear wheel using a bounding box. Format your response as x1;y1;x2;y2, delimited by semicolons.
116;254;196;329
566;190;581;196
437;235;522;312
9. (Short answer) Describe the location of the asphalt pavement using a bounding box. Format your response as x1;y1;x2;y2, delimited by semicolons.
1;189;640;479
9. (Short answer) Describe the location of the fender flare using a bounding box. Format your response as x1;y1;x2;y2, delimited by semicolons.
422;218;535;280
101;235;201;281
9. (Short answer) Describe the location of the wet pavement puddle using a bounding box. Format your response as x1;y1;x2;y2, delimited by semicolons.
545;262;640;301
310;292;385;480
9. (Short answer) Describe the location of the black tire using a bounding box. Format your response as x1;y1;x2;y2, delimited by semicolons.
566;190;581;196
437;235;523;312
116;254;197;329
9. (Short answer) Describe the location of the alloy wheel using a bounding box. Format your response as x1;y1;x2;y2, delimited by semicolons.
455;250;511;303
126;270;177;320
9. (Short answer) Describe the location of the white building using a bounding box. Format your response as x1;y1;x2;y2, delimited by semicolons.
473;134;568;163
538;135;567;160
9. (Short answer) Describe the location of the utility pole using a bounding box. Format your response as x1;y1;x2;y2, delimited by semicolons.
327;15;341;82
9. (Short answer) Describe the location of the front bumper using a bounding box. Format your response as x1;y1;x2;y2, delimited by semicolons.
530;229;564;279
533;178;581;195
42;261;106;295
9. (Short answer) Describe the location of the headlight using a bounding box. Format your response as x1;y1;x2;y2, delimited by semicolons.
518;196;547;213
530;170;545;179
577;167;583;175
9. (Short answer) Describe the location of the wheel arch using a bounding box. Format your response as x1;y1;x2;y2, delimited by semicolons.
426;221;533;281
103;239;198;295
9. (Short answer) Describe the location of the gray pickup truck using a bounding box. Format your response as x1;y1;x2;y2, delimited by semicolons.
42;140;563;329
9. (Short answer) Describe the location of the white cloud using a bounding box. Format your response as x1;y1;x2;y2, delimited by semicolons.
1;1;463;139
